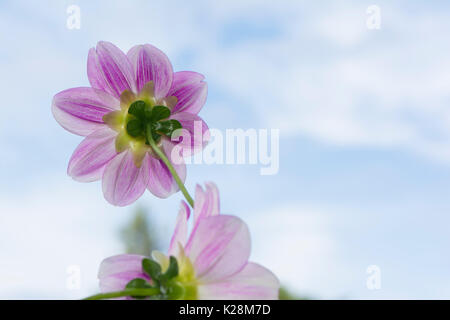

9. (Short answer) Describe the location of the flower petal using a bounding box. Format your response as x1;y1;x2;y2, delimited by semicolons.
151;251;170;272
185;215;251;283
88;41;137;99
52;87;119;136
98;254;148;294
127;44;173;99
197;262;280;300
168;201;190;256
146;140;186;198
169;71;207;114
169;112;209;157
68;127;117;182
102;150;150;206
192;182;220;231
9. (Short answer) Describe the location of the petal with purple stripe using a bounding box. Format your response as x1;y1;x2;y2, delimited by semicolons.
98;254;148;295
102;150;150;206
88;41;137;98
185;215;251;283
197;262;280;300
169;71;207;115
52;87;119;136
146;140;186;198
127;44;173;99
68;127;117;182
204;182;220;216
168;201;190;256
191;182;220;234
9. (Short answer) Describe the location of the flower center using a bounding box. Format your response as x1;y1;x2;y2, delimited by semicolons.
102;81;181;167
125;100;182;145
172;253;197;300
125;250;198;300
152;249;198;300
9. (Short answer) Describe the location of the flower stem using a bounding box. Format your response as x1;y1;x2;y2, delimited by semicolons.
146;124;194;208
83;288;161;300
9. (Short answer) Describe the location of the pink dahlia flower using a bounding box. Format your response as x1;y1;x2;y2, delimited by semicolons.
52;41;208;206
98;183;280;299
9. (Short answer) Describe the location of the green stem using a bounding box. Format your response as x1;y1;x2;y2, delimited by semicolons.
146;124;194;208
83;288;161;300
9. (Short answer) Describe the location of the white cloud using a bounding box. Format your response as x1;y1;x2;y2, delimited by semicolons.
314;5;369;46
5;0;450;164
186;1;450;163
0;177;126;298
246;205;345;298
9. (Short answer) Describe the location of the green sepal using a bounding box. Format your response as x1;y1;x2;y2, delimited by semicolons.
125;101;181;144
161;256;179;282
151;132;161;143
128;100;146;119
154;119;182;137
125;278;153;299
144;123;161;145
166;282;184;300
142;258;162;281
151;106;171;122
126;119;144;137
144;104;153;120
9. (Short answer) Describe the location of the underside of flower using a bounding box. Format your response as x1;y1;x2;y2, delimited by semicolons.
153;247;197;299
102;81;182;167
52;42;209;205
94;183;280;300
124;249;197;300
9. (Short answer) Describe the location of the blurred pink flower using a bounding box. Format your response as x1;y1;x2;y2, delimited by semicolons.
52;41;208;206
98;183;280;299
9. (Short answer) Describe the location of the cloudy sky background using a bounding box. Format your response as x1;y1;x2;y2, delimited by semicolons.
1;0;450;299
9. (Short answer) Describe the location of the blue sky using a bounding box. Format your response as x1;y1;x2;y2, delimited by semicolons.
1;0;450;299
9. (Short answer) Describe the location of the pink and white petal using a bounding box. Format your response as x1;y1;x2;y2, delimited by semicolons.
146;141;186;198
98;254;149;294
193;184;206;221
127;44;173;99
52;87;119;136
169;112;209;157
169;71;207;115
88;41;137;99
102;150;150;206
99;254;146;279
185;215;251;283
168;201;190;256
197;262;280;300
204;182;220;216
170;71;204;89
192;182;220;231
68;127;117;182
